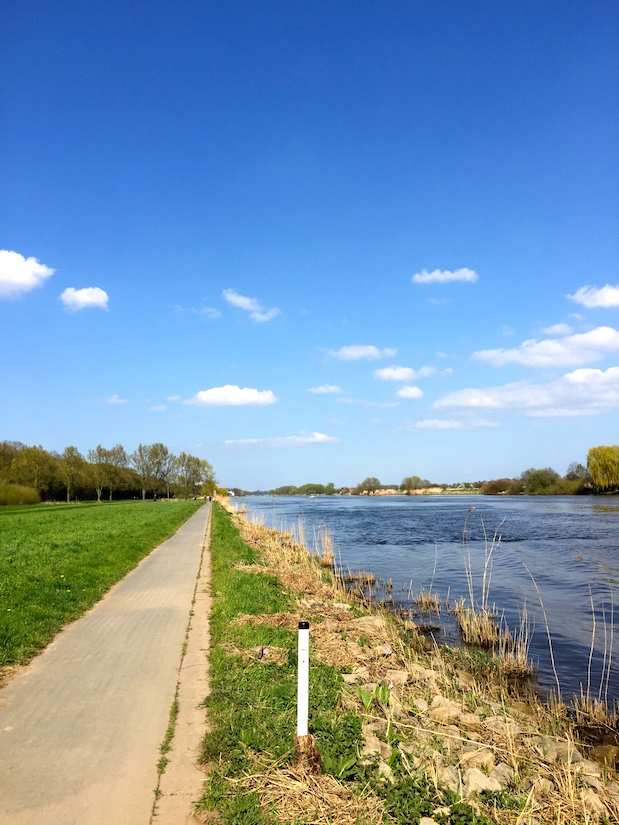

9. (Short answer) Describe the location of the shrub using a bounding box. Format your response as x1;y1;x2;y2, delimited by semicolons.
481;478;522;495
0;483;40;505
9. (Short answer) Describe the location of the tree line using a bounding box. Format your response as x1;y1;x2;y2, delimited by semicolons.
0;441;216;505
481;446;619;495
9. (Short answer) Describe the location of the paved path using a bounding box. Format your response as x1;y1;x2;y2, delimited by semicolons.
0;502;211;825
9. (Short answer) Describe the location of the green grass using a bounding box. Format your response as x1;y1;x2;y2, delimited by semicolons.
197;505;493;825
0;499;202;666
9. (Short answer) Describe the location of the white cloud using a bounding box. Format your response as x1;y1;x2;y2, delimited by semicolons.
540;323;572;336
329;344;397;361
375;365;440;382
473;326;619;368
501;325;514;336
150;405;167;412
60;287;109;312
308;384;342;394
105;394;128;405
396;385;423;399
435;366;619;418
225;431;337;447
185;385;277;406
166;395;181;402
399;418;498;431
567;284;619;309
175;304;221;319
374;365;414;381
0;250;54;298
412;267;478;285
222;289;279;323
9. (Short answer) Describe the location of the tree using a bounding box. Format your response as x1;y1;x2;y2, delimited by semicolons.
61;446;85;503
565;461;589;481
521;467;561;495
150;443;176;498
354;476;381;494
0;441;24;481
87;445;109;503
10;445;56;497
587;445;619;492
175;453;214;497
106;444;128;500
131;444;155;500
401;475;429;493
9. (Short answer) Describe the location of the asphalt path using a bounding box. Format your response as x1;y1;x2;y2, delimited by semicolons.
0;501;211;825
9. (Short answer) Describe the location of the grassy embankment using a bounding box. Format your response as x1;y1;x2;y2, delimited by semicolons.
0;499;202;674
197;503;618;825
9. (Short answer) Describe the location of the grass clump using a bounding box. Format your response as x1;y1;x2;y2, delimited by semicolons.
0;499;202;668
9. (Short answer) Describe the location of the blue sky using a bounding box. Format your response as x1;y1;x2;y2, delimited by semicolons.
1;1;618;489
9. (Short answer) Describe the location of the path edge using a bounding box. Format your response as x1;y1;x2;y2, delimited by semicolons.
151;504;212;824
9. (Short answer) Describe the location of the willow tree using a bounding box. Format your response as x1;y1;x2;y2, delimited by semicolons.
587;445;619;492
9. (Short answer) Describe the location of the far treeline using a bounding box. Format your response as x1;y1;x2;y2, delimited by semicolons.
0;441;219;506
238;444;619;497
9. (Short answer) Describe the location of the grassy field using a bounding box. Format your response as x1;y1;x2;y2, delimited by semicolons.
0;499;202;667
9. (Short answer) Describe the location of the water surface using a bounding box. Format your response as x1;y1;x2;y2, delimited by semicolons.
238;495;619;704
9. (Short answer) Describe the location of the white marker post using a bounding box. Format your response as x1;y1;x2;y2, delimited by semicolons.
297;620;310;737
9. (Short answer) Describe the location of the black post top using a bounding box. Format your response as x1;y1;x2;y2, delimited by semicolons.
298;621;310;630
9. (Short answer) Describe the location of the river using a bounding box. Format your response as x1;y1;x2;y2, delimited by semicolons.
236;494;619;706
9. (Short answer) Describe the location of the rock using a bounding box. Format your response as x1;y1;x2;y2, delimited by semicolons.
459;712;481;731
463;767;503;795
342;665;370;684
575;758;602;778
590;744;619;769
582;788;608;816
353;615;387;632
379;741;393;760
483;716;521;739
460;748;495;771
378;760;394;783
523;777;555;794
437;766;460;794
428;703;461;724
361;733;382;757
249;646;264;659
555;740;583;765
363;719;387;735
456;668;476;687
582;775;604;792
429;695;461;717
535;735;558;762
372;643;393;658
606;780;619;800
332;602;351;610
511;699;537;718
384;669;409;686
413;697;429;713
491;763;514;789
419;818;438;825
398;741;416;756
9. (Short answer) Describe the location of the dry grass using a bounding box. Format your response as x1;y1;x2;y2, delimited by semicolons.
231;764;385;824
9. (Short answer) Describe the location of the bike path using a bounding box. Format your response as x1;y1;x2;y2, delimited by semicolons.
0;502;211;825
